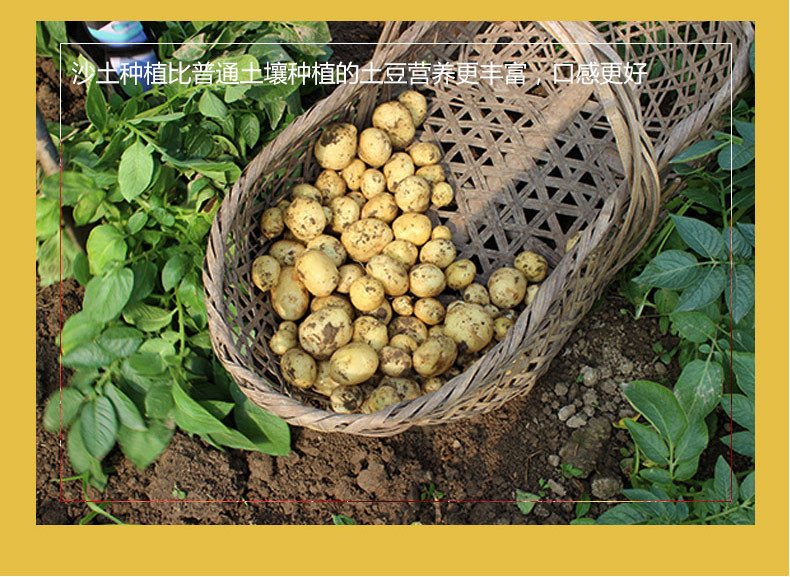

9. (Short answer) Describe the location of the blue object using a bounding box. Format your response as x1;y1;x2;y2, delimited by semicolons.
85;21;158;92
86;21;148;47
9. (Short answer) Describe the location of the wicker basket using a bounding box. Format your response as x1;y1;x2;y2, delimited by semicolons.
204;21;749;436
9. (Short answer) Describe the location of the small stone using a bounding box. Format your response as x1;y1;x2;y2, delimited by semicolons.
582;389;599;407
554;383;569;397
581;366;599;387
558;404;576;421
566;415;587;428
550;400;560;410
547;454;560;467
583;406;595;417
356;462;386;495
601;380;618;395
451;439;462;449
548;479;567;496
654;362;667;375
533;504;550;518
618;358;635;375
591;476;623;500
541;392;551;402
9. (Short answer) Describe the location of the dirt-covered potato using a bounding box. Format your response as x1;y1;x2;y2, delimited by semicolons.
463;283;490;306
389;333;419;353
329;196;361;234
291;183;323;203
422;376;444;393
330;342;379;385
431;225;452;241
383;152;415;191
566;231;582;253
394;175;431;213
341;218;394;262
392;212;432;246
445;259;477;290
280;348;317;389
524;284;539;307
415;164;446;184
276;199;291;212
314;122;357;170
397;90;427;127
347;191;366;208
412;334;458;377
385;376;421;401
297;306;353;360
361;193;399;223
271;266;310;321
362;383;400;413
443;302;494;353
427;325;445;338
372;101;415;149
336;263;365;294
409;142;441;167
413;298;446;326
269;240;306;266
379;345;412;377
251;255;281;292
269;321;298;355
349;275;386;312
367;298;393;325
392;295;414;316
483;304;501;318
312;360;341;396
360;168;387;199
294;250;339;297
420;239;456;269
409;263;447;298
499;308;518;321
330;385;365;413
382;239;419;268
306;235;346;267
259;207;284;239
431;181;454;208
366;254;409;296
284;197;326;242
514;250;548;282
494;316;515;341
341;158;366;191
310;295;355;320
388;316;428;345
357;127;392;168
314;169;346;200
352;316;389;352
487;267;527;309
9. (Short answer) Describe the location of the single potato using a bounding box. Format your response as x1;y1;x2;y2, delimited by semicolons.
352;316;389;351
372;101;415;149
357;127;393;168
388;316;428;345
445;259;477;290
382;239;419;268
514;250;549;282
310;295;355;320
413;298;446;326
392;212;432;246
330;385;365;413
271;266;310;321
341;159;366;191
349;275;386;312
361;193;399;223
366;254;410;296
294;250;339;297
379;345;413;377
330;342;379;385
269;321;298;355
360;168;387;199
394;175;432;213
306;234;347;267
412;334;458;377
463;283;490;306
392;295;414;316
409;142;441;167
397;90;427;127
283;197;326;242
314;122;357;170
291;183;323;203
415;164;445;184
420;239;457;268
280;348;317;389
443;302;494;353
259;207;284;239
297;306;353;360
341;218;394;262
329;196;361;234
487;267;528;309
431;182;454;207
409;263;447;298
269;240;306;266
251;255;281;292
314;169;346;200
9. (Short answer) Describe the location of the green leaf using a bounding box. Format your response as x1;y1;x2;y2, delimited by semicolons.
515;490;540;515
199;399;234;420
85;80;108;132
633;250;699;289
162;253;191;292
595;503;650;525
198;89;228;119
722;431;754;458
105;382;147;431
80;396;119;460
718;140;754;171
624;420;669;465
721;394;754;432
713;456;738;502
239;113;260;148
128;261;158;303
724;226;752;259
736;223;755;247
72;252;91;286
122;302;176;332
670;215;726;260
83;267;134;323
639;468;672;485
41;172;97;206
673;359;723;421
622;381;687;446
731;351;755;399
675;264;726;312
59;311;103;355
127;212;148;234
669;139;727;163
86;225;127;275
740;471;755;502
726;264;754;325
117;421;174;470
68;419;108;490
61;342;115;369
36;197;59;239
73;189;105;226
332;514;357;525
145;384;174;419
97;326;144;359
232;394;291;456
670;311;716;344
674;419;708;464
126;352;168;376
43;387;85;432
118;140;154;201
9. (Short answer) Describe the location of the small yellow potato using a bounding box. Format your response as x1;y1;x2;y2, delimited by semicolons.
360;168;387;199
379;345;413;377
312;360;341;397
409;142;441;167
336;263;365;294
306;234;347;267
384;376;421;401
294;250;339;297
271;266;310;321
462;283;490;306
427;325;446;339
394;175;431;213
431;225;452;241
314;122;357;170
291;183;323;203
483;304;501;318
413;298;446;326
443;302;494;353
329;196;361;234
314;169;346;200
388;316;428;345
259;207;284;239
566;231;582;253
514;250;549;282
392;295;414;317
310;295;355;320
357;127;393;168
366;254;410;296
382;239;419;268
330;385;365;413
412;334;458;377
415;164;446;184
349;275;386;312
276;198;291;212
444;259;477;290
297;306;353;360
269;321;298;356
420;239;457;268
409;263;447;298
397;90;428;127
284;197;326;242
431;181;454;208
330;342;379;385
361;384;400;413
280;348;317;389
340;218;394;262
367;298;393;325
499;308;518;321
383;152;415;191
446;300;464;313
422;376;444;394
341;158;366;191
389;333;419;353
352;316;389;352
251;255;281;292
524;284;539;307
487;267;528;309
392;212;432;246
346;191;366;208
372;101;415;149
361;192;399;224
269;240;306;267
494;316;515;341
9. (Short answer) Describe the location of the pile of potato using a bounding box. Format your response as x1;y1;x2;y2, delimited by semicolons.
251;91;550;414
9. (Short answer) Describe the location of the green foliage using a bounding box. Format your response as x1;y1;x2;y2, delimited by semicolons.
559;462;584;479
332;514;356;525
515;489;541;515
38;21;332;490
420;482;445;502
